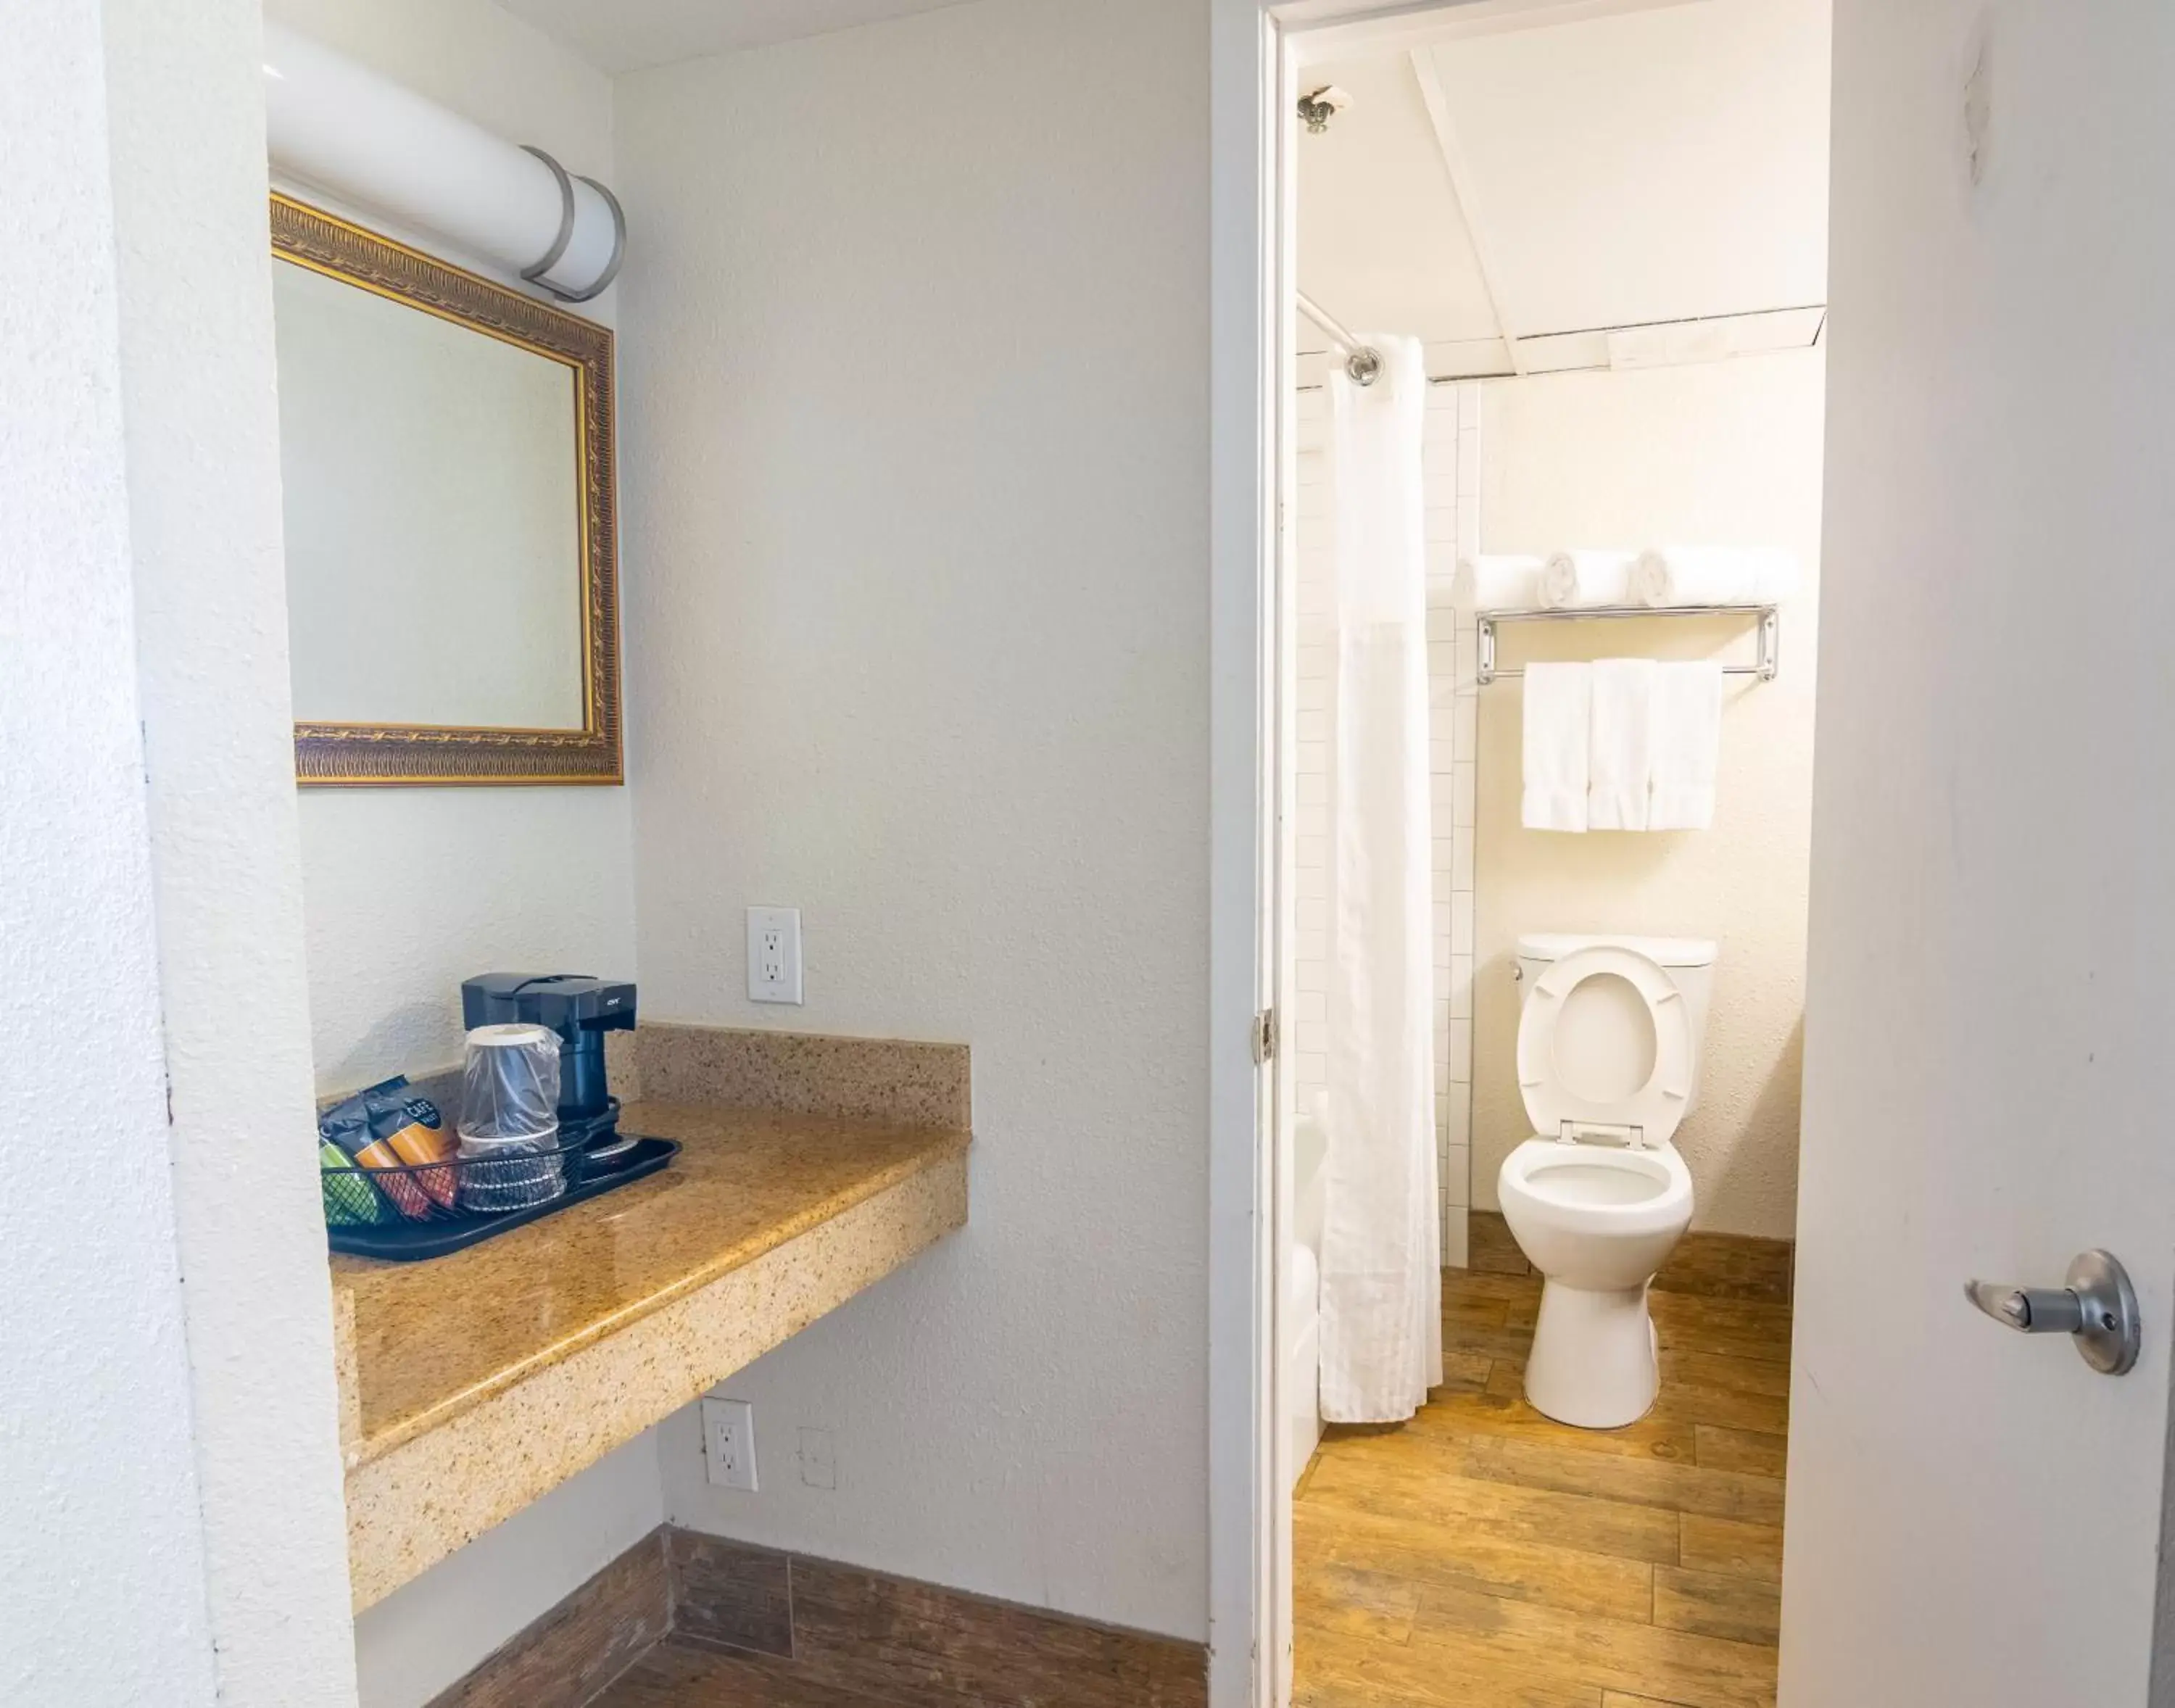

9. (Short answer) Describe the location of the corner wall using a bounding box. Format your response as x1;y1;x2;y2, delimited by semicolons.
615;0;1213;1638
102;1;366;1700
1;9;228;1702
1468;352;1824;1238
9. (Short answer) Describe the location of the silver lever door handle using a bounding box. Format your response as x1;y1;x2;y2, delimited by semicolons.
1965;1249;2140;1375
1964;1280;2084;1334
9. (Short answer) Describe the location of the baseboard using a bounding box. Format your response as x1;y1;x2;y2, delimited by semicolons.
1467;1209;1794;1302
428;1525;1206;1708
426;1530;670;1708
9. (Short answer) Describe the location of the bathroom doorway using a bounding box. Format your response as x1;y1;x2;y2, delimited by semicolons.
1268;1;1824;1701
1230;3;2175;1707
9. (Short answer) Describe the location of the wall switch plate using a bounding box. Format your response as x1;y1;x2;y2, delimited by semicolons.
746;906;803;1004
798;1425;835;1490
703;1397;757;1491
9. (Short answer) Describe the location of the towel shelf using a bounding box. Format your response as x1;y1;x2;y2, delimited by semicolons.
1475;604;1780;687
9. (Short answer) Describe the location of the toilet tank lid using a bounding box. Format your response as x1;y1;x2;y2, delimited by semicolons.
1517;932;1716;969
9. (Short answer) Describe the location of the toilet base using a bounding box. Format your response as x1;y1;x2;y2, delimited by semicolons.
1522;1278;1660;1429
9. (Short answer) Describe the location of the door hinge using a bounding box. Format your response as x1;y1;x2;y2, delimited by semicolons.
1251;1007;1278;1066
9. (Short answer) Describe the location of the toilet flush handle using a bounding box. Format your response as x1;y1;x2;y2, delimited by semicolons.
1965;1250;2140;1376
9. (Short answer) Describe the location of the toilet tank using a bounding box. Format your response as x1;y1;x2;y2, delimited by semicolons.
1515;934;1718;1121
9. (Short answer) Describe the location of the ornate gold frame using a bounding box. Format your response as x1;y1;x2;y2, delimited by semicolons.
271;194;623;786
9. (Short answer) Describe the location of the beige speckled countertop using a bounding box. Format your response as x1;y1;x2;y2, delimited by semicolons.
331;1094;969;1609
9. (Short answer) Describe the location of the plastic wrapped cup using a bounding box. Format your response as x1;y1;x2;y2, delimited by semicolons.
457;1024;568;1213
460;1024;561;1140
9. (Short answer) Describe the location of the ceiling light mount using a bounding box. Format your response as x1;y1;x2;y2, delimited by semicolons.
1298;86;1351;135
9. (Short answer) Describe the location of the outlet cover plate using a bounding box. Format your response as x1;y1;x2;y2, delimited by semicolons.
703;1396;757;1491
746;906;803;1004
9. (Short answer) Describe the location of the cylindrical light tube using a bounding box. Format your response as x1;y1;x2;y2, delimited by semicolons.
262;21;622;302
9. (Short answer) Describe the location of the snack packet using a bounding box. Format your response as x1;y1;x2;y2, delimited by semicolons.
320;1076;456;1219
318;1140;391;1227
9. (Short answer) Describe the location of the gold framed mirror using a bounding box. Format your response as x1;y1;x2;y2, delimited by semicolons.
270;194;622;785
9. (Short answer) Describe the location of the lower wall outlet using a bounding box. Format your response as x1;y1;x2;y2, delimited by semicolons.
703;1397;757;1491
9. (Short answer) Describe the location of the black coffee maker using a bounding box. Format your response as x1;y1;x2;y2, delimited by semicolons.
461;973;637;1160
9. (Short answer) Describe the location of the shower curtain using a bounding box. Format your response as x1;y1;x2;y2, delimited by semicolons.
1317;333;1442;1423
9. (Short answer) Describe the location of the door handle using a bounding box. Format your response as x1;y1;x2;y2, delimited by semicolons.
1964;1249;2140;1375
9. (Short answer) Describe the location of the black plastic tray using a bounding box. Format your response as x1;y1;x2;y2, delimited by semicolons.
326;1136;680;1261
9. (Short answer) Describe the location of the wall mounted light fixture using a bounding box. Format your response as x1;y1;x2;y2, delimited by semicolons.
262;22;624;303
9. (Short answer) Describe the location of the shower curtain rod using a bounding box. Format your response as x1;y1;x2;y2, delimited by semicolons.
1298;291;1382;386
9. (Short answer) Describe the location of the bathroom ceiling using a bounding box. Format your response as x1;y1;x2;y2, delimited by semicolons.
495;0;975;72
1298;0;1830;370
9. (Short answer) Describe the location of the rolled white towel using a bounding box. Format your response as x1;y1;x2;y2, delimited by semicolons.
1633;547;1800;608
1456;555;1546;610
1538;550;1638;609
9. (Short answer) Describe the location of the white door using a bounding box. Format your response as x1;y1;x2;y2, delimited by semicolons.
1784;4;2175;1703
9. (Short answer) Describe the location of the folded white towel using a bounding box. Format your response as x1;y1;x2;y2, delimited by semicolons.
1521;662;1591;832
1633;547;1799;608
1538;550;1639;609
1586;658;1655;831
1648;660;1725;830
1456;555;1546;611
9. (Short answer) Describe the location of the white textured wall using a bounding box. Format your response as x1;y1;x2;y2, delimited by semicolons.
617;0;1212;1636
0;10;224;1704
1470;353;1825;1238
265;0;637;1091
102;2;365;1700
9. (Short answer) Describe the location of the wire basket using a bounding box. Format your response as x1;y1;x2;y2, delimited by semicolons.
320;1130;589;1227
320;1128;680;1261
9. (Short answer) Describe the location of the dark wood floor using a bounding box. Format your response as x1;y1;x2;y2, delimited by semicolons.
592;1641;883;1707
1293;1227;1791;1708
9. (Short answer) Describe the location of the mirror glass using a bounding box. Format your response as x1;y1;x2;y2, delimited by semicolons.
273;258;586;731
268;194;621;787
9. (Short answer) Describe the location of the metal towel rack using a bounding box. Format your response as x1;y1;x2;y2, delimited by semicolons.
1475;605;1781;687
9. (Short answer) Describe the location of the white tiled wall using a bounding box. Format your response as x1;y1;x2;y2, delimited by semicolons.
1293;379;1481;1268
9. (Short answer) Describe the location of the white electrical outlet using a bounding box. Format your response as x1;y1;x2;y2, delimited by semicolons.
746;906;803;1004
703;1397;758;1491
798;1425;836;1490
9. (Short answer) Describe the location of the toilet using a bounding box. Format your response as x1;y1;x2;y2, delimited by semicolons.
1496;933;1715;1429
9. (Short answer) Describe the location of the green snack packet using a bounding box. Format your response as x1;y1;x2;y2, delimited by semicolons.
320;1138;391;1226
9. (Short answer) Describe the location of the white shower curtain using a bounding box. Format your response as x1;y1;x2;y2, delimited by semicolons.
1318;333;1442;1423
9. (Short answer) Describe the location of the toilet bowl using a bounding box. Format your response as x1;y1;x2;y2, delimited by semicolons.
1499;1137;1693;1426
1494;934;1714;1429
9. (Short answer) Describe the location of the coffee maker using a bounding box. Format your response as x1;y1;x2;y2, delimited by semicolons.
461;973;637;1159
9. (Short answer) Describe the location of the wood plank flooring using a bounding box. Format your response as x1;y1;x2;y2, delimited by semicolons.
1294;1262;1791;1708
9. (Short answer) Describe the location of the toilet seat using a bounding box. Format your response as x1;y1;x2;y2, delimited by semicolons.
1499;1135;1694;1238
1517;945;1693;1148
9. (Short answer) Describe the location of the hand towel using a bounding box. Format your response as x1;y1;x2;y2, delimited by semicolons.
1633;547;1800;608
1456;555;1546;611
1520;661;1591;832
1538;550;1639;608
1647;660;1725;830
1586;658;1656;831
